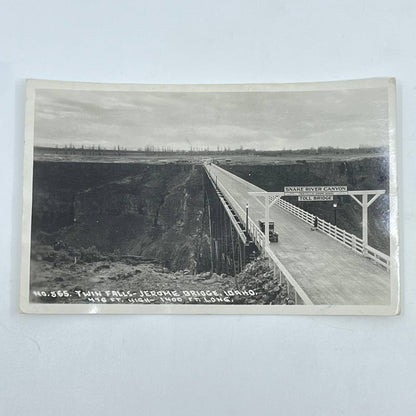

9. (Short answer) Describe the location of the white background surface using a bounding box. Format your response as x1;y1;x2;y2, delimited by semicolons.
1;1;415;415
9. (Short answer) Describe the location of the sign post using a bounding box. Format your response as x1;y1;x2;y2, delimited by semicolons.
247;192;284;252
363;195;368;250
265;197;270;248
348;191;385;254
245;203;249;238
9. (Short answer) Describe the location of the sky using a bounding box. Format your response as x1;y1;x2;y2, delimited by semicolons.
34;87;389;151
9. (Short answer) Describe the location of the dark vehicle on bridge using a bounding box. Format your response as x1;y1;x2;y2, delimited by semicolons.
258;220;279;243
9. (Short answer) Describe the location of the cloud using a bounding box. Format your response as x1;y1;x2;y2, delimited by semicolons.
34;87;389;150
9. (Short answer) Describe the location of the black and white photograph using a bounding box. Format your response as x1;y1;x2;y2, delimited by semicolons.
20;78;399;314
4;1;416;415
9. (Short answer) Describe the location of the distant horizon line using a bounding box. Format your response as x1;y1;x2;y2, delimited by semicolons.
34;144;387;153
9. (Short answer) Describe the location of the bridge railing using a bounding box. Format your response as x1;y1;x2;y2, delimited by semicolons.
246;215;264;249
275;198;390;270
245;213;313;305
363;246;391;270
216;176;246;220
207;165;254;239
276;197;315;225
205;166;248;243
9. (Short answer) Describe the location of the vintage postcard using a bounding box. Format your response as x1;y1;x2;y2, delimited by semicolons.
20;78;399;314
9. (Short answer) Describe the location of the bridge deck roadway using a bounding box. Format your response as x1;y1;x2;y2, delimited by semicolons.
205;164;390;305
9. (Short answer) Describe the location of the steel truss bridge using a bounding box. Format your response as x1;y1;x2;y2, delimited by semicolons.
204;163;390;305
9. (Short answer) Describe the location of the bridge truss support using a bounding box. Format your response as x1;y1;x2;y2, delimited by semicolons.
204;170;258;276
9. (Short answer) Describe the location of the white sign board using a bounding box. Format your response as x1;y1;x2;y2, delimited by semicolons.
298;195;334;202
284;186;348;196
